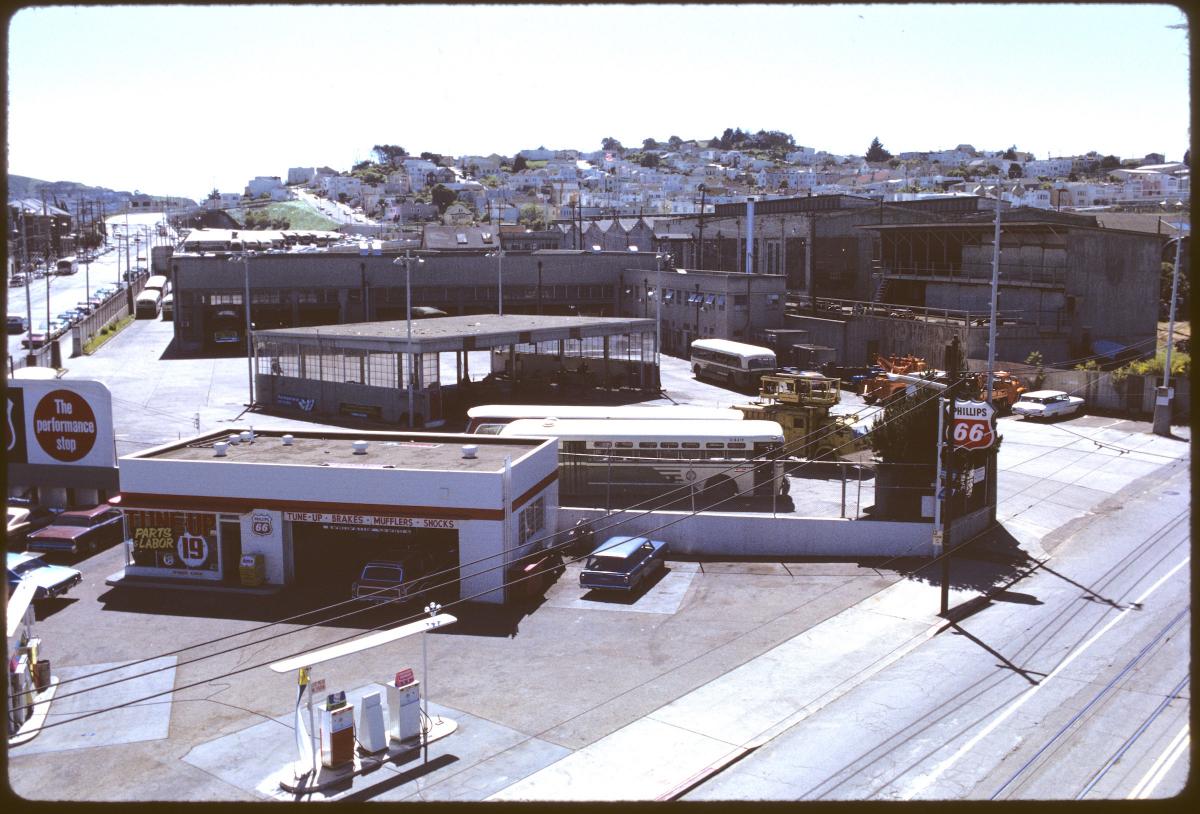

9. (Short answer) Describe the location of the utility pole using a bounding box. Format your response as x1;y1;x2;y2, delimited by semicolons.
985;174;1002;402
697;184;707;268
21;210;35;366
934;335;963;616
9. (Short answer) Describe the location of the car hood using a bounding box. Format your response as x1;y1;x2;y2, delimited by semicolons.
27;525;88;540
16;567;79;590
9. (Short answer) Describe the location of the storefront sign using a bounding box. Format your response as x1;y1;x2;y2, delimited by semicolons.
250;512;273;536
4;380;115;468
277;393;315;412
284;512;456;530
126;510;219;575
338;402;383;420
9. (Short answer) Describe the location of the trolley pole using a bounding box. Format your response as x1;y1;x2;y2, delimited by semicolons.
936;337;962;616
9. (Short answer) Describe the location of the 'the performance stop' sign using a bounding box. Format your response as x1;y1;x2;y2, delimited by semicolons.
33;389;98;462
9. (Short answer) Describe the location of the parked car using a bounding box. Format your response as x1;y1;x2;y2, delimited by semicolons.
7;551;82;600
9;273;25;287
351;554;438;604
579;536;668;592
57;311;80;326
6;505;58;549
1011;390;1085;420
20;326;49;348
7;314;28;333
75;302;95;316
25;504;125;555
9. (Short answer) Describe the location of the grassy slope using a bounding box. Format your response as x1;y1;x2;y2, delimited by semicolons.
229;201;339;230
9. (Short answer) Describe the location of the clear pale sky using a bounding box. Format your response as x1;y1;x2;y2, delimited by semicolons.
7;3;1191;199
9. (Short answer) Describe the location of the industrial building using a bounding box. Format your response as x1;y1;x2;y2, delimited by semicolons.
111;428;559;604
252;314;658;426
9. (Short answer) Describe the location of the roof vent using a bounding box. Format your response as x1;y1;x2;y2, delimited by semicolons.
542;417;558;427
281;434;294;446
461;444;478;459
352;440;369;455
214;442;229;457
228;434;241;445
240;431;253;443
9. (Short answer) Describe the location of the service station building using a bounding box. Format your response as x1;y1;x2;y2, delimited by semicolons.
111;428;559;604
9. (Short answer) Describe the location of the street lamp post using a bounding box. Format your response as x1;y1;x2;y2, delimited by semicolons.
393;251;425;427
485;248;504;315
228;251;257;406
1153;201;1186;435
422;600;442;760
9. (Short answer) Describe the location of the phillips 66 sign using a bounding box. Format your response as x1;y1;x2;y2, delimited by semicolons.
952;399;997;450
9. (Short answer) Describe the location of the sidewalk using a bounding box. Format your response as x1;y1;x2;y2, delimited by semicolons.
488;576;980;802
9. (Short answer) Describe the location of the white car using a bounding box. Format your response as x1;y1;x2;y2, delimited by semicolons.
1011;390;1085;420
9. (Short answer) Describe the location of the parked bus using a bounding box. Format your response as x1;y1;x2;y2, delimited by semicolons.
55;257;79;276
134;289;162;319
160;293;174;321
466;404;744;434
690;338;777;390
499;417;787;502
144;275;170;295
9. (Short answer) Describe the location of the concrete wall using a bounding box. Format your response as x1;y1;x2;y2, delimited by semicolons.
785;312;968;366
967;361;1191;419
557;507;935;558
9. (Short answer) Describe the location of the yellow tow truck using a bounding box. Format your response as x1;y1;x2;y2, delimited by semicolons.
735;370;866;459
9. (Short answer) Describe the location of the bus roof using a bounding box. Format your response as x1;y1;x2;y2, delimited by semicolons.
135;289;162;301
145;274;169;287
690;338;776;358
499;417;784;442
466;404;743;421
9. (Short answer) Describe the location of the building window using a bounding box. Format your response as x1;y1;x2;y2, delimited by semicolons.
519;496;545;545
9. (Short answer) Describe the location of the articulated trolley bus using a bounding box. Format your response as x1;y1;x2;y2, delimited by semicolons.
690;338;777;389
500;417;787;502
466;404;744;434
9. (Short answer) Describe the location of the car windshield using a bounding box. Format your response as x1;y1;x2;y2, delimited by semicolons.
10;558;46;576
361;565;403;582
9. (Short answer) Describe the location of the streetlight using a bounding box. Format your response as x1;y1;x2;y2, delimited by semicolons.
393;251;425;427
227;250;257;406
485;248;504;316
422;600;442;759
1153;200;1186;435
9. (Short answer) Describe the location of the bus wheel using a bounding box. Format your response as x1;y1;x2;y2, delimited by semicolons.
701;475;737;506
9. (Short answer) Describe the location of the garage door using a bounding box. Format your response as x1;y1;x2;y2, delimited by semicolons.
290;521;459;601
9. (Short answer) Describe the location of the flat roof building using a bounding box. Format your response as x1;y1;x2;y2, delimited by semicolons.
112;428;559;604
253;314;659;426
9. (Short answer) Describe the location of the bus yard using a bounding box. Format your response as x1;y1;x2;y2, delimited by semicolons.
8;305;1189;802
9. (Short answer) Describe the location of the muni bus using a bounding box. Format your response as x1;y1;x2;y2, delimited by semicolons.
499;417;787;503
134;289;162;318
690;338;777;390
144;275;170;295
55;257;79;276
465;404;744;435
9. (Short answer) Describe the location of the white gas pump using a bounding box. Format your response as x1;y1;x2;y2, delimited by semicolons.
387;675;421;744
354;690;387;753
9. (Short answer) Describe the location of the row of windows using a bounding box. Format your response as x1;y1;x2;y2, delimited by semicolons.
691;348;745;368
519;496;545;545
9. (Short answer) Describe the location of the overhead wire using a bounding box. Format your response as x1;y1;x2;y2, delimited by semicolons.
11;375;960;711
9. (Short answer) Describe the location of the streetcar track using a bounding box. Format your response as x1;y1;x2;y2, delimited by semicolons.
803;504;1189;800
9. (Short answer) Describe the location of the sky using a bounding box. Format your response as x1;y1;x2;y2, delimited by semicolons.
7;3;1191;199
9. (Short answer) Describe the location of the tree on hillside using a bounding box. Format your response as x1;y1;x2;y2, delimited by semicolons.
518;203;546;230
1003;146;1018;160
513;155;528;172
601;136;624;153
430;184;456;214
639;152;660;168
420;151;446;165
372;144;408;166
1100;155;1121;170
865;137;892;162
707;136;721;148
1008;163;1024;179
667;135;683;149
643;137;659;150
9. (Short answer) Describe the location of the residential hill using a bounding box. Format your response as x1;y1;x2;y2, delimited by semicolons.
6;174;197;212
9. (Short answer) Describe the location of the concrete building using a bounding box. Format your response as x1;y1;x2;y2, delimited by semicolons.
857;209;1163;364
245;176;288;201
287;167;316;185
112;427;558;604
253;314;659;425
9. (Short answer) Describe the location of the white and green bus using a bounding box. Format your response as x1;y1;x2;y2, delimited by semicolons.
690;338;777;390
500;417;787;503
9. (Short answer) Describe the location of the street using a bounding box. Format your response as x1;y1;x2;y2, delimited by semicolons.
683;450;1189;800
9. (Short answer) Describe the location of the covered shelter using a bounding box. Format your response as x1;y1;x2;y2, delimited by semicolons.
253;314;659;426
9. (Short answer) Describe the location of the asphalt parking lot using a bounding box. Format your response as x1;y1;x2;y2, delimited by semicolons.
8;312;1190;801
